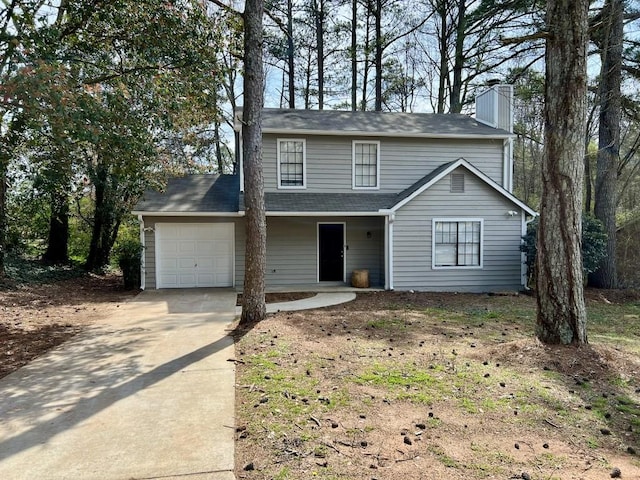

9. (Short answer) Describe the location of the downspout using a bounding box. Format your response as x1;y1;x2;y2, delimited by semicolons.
138;214;145;290
239;131;244;192
521;212;537;290
503;138;514;193
381;211;395;290
389;214;394;290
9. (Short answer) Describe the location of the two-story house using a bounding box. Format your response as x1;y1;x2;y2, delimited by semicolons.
132;84;536;292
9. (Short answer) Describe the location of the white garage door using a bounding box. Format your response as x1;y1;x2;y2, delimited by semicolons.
155;223;234;288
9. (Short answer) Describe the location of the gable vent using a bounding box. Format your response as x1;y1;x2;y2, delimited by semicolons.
450;173;465;193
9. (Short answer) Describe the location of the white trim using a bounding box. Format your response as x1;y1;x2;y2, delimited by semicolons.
352;140;380;190
390;158;537;216
317;222;347;283
263;128;514;140
277;138;307;189
431;218;484;270
132;211;244;217
138;215;145;290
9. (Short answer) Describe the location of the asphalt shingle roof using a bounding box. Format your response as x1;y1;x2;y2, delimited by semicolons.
133;174;239;213
237;108;512;138
239;192;399;213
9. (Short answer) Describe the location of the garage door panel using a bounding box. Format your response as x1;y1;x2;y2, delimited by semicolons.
197;257;215;269
197;273;215;285
178;242;196;255
156;223;234;288
195;242;215;255
177;257;196;269
159;274;179;288
163;241;178;254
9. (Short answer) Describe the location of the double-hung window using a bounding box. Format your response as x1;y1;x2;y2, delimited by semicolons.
433;219;483;268
278;139;306;188
352;141;380;189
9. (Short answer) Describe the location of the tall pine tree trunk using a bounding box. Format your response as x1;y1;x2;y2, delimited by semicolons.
351;0;357;111
591;0;622;289
240;0;267;325
436;0;447;113
286;0;295;109
450;0;466;113
535;0;589;345
0;165;5;277
315;0;325;110
373;0;382;111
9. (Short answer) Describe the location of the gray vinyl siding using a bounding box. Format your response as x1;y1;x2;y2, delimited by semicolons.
393;168;523;292
233;216;384;287
140;216;245;290
263;134;505;194
142;227;156;289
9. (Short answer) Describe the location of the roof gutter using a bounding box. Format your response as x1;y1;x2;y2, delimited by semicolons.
261;128;514;140
131;211;245;217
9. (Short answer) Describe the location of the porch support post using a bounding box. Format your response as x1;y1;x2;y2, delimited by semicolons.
384;212;394;290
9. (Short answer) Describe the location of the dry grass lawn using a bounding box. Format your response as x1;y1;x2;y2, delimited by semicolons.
234;290;640;480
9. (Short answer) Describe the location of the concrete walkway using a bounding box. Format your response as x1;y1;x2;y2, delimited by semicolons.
235;292;356;316
0;289;237;480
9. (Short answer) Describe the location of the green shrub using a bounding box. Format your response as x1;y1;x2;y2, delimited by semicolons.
522;214;607;285
114;238;143;290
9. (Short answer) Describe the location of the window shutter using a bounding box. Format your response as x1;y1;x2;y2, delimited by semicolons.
450;173;465;193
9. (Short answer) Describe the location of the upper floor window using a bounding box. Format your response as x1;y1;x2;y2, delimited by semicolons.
278;139;306;188
353;140;380;189
432;219;483;268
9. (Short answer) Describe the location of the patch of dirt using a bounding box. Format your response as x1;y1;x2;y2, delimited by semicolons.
236;292;316;306
234;291;640;480
0;273;138;378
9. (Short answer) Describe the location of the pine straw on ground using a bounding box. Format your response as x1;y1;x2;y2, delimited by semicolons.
0;273;138;378
234;290;640;480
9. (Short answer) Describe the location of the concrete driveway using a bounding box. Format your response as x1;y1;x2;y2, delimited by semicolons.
0;289;237;480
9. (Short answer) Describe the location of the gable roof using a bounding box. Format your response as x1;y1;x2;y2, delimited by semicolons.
389;158;537;216
132;174;240;215
234;108;514;139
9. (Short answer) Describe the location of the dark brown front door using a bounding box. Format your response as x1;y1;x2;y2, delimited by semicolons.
319;223;344;281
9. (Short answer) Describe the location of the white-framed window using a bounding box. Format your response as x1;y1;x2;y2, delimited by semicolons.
352;140;380;189
432;218;483;269
277;138;306;188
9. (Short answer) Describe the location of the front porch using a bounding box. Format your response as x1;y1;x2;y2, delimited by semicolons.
255;215;388;290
